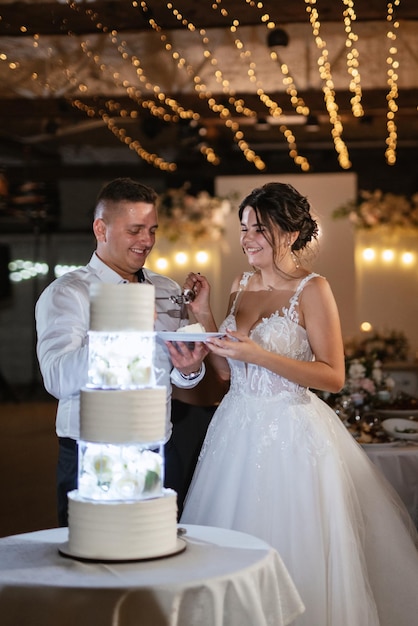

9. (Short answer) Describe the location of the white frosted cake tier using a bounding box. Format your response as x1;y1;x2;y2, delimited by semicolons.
80;387;166;443
89;283;155;331
67;489;178;560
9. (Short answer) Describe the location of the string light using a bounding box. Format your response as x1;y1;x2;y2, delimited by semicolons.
78;40;197;124
195;250;209;264
208;1;310;170
165;2;257;121
243;0;311;119
174;252;188;265
342;0;364;117
0;2;410;171
220;15;310;170
67;2;206;169
0;21;177;168
134;1;266;170
362;248;376;261
73;7;204;172
360;246;416;267
8;259;48;282
72;99;177;171
382;249;395;262
401;251;414;265
385;1;401;165
304;0;351;169
154;257;169;271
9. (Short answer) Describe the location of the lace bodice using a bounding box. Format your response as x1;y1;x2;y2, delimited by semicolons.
219;272;318;397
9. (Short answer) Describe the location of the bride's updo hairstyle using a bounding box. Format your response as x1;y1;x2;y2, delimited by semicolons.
238;182;318;252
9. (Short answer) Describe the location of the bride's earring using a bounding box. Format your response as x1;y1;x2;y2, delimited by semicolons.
288;240;300;269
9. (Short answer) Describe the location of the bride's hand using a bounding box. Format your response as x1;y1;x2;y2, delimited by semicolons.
206;329;261;363
182;272;210;315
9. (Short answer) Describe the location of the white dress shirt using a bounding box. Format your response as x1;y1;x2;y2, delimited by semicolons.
35;252;205;440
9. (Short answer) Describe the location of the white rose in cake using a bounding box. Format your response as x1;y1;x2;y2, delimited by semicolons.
115;472;144;499
92;452;113;489
88;334;155;389
127;356;151;386
78;443;163;500
92;356;118;388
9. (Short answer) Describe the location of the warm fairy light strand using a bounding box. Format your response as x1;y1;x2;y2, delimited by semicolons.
229;23;310;171
64;5;180;170
0;25;169;170
212;3;310;171
165;2;257;121
79;39;197;125
0;1;406;170
304;0;351;169
213;0;311;170
70;2;220;168
385;1;400;165
72;98;177;171
342;0;364;117
61;1;183;170
241;0;311;118
75;5;200;120
162;1;257;167
139;1;264;169
134;1;265;170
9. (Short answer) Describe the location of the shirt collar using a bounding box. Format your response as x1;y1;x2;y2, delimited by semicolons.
88;252;128;284
88;253;161;289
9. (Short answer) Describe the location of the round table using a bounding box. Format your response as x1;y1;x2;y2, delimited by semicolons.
0;524;305;626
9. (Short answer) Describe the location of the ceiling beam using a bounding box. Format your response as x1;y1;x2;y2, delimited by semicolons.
0;0;418;38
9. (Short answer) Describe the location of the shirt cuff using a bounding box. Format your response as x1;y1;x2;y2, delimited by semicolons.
170;362;206;388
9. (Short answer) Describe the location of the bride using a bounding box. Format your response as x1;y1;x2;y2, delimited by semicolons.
176;182;418;626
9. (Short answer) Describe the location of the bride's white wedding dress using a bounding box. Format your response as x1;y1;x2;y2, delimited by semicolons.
181;272;418;626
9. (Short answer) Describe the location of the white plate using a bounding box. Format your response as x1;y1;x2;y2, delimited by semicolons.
360;441;401;449
157;332;224;342
378;409;418;420
381;418;418;441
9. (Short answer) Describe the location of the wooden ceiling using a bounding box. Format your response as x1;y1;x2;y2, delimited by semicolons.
0;1;417;178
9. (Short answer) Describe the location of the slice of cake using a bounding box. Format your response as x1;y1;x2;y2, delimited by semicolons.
177;322;206;333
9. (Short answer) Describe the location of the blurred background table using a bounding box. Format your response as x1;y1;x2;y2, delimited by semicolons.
0;524;304;626
363;443;418;527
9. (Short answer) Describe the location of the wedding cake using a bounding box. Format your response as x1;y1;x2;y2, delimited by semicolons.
66;283;178;561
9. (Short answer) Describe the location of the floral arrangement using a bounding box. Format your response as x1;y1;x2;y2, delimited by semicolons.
318;354;396;411
343;355;395;405
316;329;410;410
344;329;410;363
157;184;233;243
332;189;418;230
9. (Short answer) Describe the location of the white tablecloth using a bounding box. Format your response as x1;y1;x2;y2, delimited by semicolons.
0;525;305;626
363;443;418;526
